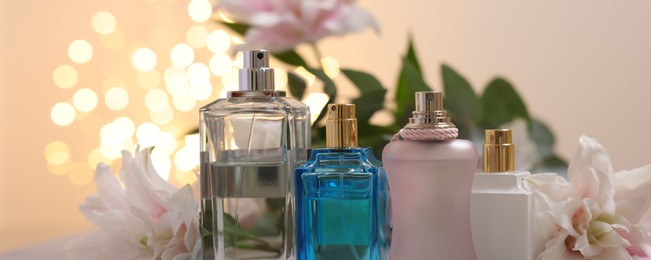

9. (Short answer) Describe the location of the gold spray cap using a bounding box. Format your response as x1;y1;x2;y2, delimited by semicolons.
326;104;358;148
483;129;515;172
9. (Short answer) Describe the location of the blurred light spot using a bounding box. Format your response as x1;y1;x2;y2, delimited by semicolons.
145;89;169;112
273;67;288;91
170;43;195;68
51;102;76;126
53;65;78;89
72;88;98;112
186;25;209;49
164;66;186;82
100;142;122;160
165;74;189;97
189;79;212;101
113;117;136;139
92;11;116;35
68;39;93;64
175;170;197;185
188;0;212;23
173;91;196;112
209;53;232;76
105;87;129;110
69;162;93;185
136;122;161;147
233;52;244;69
206;30;231;54
132;48;157;72
47;158;71;176
137;70;161;90
295;66;316;87
321;57;340;79
185;134;200;150
157;132;178;156
150;106;174;125
218;11;235;23
87;148;105;170
101;29;125;50
45;141;70;165
174;147;197;171
186;63;210;82
221;69;239;96
304;92;329;124
150;149;171;181
100;123;126;145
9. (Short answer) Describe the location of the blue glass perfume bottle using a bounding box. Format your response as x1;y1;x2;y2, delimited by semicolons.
295;104;390;260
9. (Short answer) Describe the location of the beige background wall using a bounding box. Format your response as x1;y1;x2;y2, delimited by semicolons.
2;0;651;252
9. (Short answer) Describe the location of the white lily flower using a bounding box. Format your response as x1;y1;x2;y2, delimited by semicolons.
65;146;200;260
525;136;651;260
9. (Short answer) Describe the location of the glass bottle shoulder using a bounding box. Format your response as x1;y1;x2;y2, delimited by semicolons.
200;95;309;116
298;147;383;174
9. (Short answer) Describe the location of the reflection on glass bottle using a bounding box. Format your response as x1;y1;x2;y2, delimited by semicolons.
199;50;310;259
295;104;390;260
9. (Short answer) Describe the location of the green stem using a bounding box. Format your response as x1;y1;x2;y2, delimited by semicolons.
310;43;324;69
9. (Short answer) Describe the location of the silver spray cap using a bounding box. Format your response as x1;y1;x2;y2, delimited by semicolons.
405;91;455;129
238;50;275;91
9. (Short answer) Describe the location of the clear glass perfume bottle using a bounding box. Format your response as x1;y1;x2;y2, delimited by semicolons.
295;104;390;260
471;129;534;260
199;50;311;260
382;91;478;260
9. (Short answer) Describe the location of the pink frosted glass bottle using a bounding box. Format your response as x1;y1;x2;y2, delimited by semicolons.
382;91;478;260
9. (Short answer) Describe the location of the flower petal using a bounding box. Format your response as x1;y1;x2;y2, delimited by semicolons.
567;136;615;209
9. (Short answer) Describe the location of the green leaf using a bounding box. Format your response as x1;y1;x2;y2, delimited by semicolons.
306;68;337;123
529;118;555;158
342;69;387;120
394;41;430;126
481;78;530;128
220;22;249;36
405;35;422;76
272;51;308;67
441;64;481;126
287;72;307;99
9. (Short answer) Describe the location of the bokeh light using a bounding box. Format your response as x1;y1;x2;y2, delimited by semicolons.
172;91;196;112
105;87;129;110
68;39;94;64
72;88;99;112
321;57;340;79
45;141;70;165
150;149;171;181
51;102;76;126
101;29;125;50
188;0;212;23
170;43;195;68
47;158;71;176
150;106;174;125
136;122;161;147
53;65;78;89
87;148;104;170
92;11;117;35
132;48;157;72
186;25;209;49
206;30;231;54
145;89;170;112
186;63;210;82
189;79;212;101
304;92;330;124
209;53;232;76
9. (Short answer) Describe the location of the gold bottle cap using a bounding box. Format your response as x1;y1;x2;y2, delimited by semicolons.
483;129;515;172
326;104;358;148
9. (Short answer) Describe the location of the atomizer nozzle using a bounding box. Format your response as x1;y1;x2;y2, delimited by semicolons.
483;129;515;173
406;91;455;129
239;50;275;91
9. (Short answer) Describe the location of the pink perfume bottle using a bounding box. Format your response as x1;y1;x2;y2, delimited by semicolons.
383;91;478;260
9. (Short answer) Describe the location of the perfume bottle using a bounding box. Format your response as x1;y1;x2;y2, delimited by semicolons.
295;104;390;260
471;129;533;260
199;50;311;260
382;91;478;260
